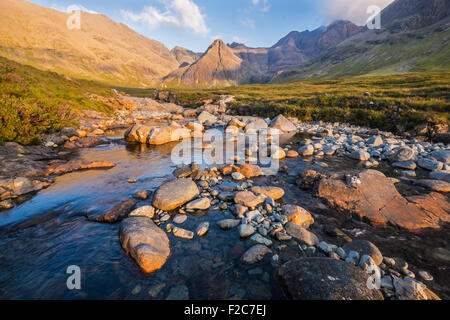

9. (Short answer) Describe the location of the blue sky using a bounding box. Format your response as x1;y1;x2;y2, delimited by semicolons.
28;0;394;52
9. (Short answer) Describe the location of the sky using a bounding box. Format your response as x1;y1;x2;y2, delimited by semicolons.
28;0;394;52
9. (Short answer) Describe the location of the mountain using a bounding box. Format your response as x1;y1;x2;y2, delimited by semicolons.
163;39;262;87
170;46;201;68
0;0;178;87
273;0;450;82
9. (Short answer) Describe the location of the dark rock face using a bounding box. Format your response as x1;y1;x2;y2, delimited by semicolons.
87;199;136;223
276;258;384;300
381;0;450;31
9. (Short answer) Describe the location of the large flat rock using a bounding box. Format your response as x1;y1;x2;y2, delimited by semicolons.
317;169;450;232
276;257;384;300
153;178;199;211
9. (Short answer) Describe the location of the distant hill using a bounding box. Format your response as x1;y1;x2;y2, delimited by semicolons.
273;0;450;82
0;0;178;87
170;46;202;68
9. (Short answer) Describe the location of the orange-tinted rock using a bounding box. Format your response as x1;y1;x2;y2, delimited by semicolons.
251;186;285;200
283;204;315;228
234;191;265;208
47;160;115;176
238;164;262;178
87;199;136;223
317;169;450;233
287;150;299;158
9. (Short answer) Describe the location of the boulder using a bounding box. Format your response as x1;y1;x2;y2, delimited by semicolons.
284;222;319;246
276;258;384;300
148;123;190;145
124;123;152;144
390;147;415;162
317;169;450;232
417;158;443;171
251;186;285;200
238;164;262;178
393;277;440;300
431;150;450;163
196;222;210;237
119;217;170;273
46;160;115;176
244;118;268;133
217;219;241;230
228;118;246;128
392;161;417;170
430;170;450;183
241;245;271;264
129;205;155;219
197;111;217;125
234;191;265;208
367;136;383;146
298;145;314;157
348;150;371;161
153;179;199;211
185;197;211;210
270;115;297;133
287;150;299;158
282;205;314;228
342;240;383;266
0;177;48;200
87;199;136;223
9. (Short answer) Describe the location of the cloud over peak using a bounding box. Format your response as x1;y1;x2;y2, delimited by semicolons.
122;0;209;36
321;0;394;25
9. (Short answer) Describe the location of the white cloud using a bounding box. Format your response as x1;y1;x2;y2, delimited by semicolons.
122;0;209;36
240;18;255;29
52;4;98;14
251;0;270;13
322;0;394;25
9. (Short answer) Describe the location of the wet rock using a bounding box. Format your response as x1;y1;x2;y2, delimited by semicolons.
196;222;210;237
173;163;200;178
0;177;48;200
129;205;155;219
298;145;314;157
418;158;443;171
124;123;152;144
348;150;370;161
251;186;284;200
393;277;440;300
287;150;299;158
392;161;417;170
189;271;231;300
63;136;103;149
165;285;189;300
427;247;450;263
430;170;450;182
418;271;434;282
172;227;194;239
250;233;273;246
276;258;384;300
390;147;415;162
270;115;297;133
271;147;286;160
238;164;262;178
153;179;199;211
87;199;136;223
173;214;188;224
185;197;211;210
148;283;166;298
284;222;319;246
217;219;241;230
241;245;271;264
282;205;314;228
119;217;170;273
132;190;151;200
317;169;450;232
0;199;14;210
47;160;115;176
414;179;450;192
234;191;265;208
238;224;255;238
431;150;450;163
343;240;383;266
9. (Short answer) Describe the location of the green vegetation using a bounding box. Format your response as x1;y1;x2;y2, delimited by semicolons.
121;72;450;133
0;57;113;145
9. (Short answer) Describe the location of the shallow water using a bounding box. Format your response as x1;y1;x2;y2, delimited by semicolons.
0;132;448;299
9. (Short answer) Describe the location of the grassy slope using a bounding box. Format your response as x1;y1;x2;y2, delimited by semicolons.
121;72;450;132
0;56;113;145
274;17;450;82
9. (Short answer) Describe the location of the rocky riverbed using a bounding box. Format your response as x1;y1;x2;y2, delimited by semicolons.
0;95;448;300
